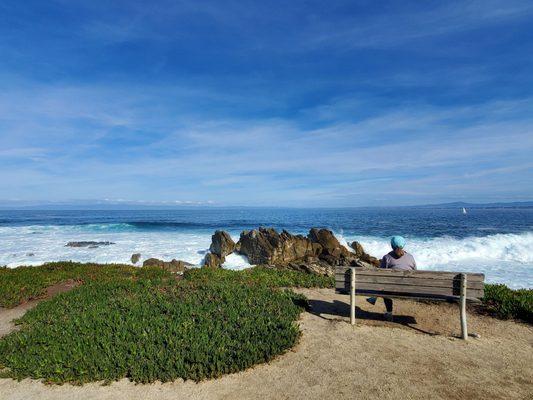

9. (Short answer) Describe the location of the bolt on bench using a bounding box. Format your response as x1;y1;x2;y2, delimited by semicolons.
335;266;485;339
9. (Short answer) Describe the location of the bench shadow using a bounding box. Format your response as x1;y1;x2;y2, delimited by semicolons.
306;299;438;336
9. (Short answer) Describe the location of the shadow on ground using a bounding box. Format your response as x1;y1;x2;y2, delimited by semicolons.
306;298;439;336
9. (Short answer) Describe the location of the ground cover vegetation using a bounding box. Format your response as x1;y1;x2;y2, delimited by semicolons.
482;283;532;323
0;262;169;307
0;263;530;384
0;263;308;383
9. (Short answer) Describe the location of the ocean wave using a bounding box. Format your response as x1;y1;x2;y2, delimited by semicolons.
349;232;533;265
127;221;218;230
126;220;296;230
0;227;531;288
0;220;310;232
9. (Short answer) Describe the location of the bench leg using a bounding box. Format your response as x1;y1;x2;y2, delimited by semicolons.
350;267;355;325
460;273;468;340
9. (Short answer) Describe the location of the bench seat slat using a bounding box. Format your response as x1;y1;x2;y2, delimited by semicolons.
334;275;484;290
335;281;483;297
335;267;485;281
334;289;482;303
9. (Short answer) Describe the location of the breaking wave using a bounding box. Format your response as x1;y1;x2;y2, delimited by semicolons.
0;224;531;288
347;232;533;289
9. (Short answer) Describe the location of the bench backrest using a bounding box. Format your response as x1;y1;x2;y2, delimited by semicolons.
335;267;485;301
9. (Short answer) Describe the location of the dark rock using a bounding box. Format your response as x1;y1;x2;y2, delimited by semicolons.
209;230;235;260
287;258;335;276
308;228;350;258
131;253;141;264
202;253;222;268
66;241;115;248
307;228;380;268
350;241;365;257
237;228;321;266
232;227;381;276
349;241;380;267
142;258;193;273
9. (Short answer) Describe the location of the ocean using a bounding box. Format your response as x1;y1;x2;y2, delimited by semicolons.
1;207;532;289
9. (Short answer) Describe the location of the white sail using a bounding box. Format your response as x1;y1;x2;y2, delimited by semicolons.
462;207;467;214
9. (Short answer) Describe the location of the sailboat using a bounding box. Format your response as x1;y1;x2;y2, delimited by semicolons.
462;207;467;215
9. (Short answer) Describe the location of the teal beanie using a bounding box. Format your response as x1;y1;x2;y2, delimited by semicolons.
391;236;406;249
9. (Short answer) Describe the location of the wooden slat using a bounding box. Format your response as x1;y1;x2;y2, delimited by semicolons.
335;281;485;297
335;281;483;297
334;270;485;280
335;267;485;281
335;278;484;293
335;274;484;290
334;289;482;303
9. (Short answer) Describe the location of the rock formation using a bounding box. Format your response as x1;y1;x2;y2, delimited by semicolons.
202;226;380;276
233;227;379;276
307;228;356;266
202;253;223;269
66;241;115;248
349;241;380;267
237;228;322;265
209;231;235;260
142;258;193;273
131;253;141;264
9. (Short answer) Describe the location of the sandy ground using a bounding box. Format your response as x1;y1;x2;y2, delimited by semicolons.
0;287;532;400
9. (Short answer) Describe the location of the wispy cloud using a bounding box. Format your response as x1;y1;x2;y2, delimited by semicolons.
304;0;533;50
1;78;531;205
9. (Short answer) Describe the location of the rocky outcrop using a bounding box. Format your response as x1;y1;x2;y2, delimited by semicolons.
287;258;336;276
237;228;322;266
202;253;223;269
209;231;235;260
349;241;380;267
307;228;356;266
142;258;193;273
131;253;141;264
308;228;346;257
66;241;115;248
234;227;379;276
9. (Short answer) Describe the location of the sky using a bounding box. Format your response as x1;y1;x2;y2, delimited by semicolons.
0;0;532;207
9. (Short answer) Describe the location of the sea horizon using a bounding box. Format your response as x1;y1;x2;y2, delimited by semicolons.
2;207;531;289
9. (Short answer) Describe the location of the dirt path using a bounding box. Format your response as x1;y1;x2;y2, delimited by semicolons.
1;288;532;400
0;280;79;337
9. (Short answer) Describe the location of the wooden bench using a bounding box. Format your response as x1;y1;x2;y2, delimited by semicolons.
335;266;485;339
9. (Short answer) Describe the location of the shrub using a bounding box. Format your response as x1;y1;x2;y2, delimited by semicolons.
0;278;304;383
482;284;532;323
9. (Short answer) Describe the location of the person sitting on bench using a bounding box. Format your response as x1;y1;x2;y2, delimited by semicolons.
367;235;417;321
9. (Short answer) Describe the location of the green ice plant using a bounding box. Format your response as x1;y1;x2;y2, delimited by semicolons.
0;262;169;307
482;284;532;323
0;277;304;383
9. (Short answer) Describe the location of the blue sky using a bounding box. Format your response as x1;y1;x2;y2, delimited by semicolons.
1;0;532;207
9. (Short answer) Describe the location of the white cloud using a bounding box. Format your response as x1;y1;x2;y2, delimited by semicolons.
1;80;532;206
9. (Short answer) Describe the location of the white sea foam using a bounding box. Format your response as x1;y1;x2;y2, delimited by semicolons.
222;253;251;270
345;233;533;289
1;225;532;288
0;225;211;267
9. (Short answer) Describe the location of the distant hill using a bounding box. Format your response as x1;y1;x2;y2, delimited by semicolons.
0;200;531;210
408;201;533;209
